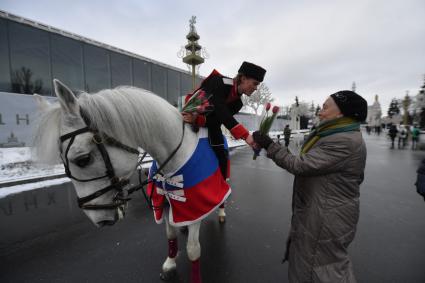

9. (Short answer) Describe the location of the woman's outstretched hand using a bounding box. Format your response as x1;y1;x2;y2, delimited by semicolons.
253;131;273;149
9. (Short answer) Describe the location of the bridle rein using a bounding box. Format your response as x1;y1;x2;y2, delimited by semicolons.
59;112;185;211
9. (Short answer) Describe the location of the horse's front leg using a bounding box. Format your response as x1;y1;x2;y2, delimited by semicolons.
160;215;178;281
218;177;230;223
187;221;202;283
218;203;226;223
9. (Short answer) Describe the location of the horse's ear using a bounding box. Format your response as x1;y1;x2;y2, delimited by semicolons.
33;94;51;112
53;79;79;115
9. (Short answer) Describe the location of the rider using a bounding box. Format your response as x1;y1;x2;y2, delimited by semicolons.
182;61;266;179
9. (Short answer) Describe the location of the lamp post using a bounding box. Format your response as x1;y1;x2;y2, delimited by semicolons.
178;16;208;90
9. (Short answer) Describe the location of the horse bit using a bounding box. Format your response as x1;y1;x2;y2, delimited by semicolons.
59;108;185;211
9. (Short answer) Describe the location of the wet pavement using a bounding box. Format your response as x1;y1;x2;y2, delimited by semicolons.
1;132;425;283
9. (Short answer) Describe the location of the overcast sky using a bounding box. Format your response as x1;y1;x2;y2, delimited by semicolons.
1;0;424;112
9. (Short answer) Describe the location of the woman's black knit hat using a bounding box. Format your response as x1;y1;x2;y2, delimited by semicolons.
331;90;368;122
238;61;266;82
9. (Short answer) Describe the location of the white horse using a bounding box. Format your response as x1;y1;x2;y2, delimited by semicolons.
33;80;231;283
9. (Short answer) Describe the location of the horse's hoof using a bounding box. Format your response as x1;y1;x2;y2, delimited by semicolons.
218;216;226;223
160;269;177;281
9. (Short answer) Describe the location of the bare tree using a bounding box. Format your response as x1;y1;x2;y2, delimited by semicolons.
11;67;43;94
241;82;273;115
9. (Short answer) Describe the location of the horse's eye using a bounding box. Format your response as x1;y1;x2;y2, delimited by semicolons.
74;154;92;168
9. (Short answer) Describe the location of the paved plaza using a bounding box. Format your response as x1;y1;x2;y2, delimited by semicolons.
1;132;424;283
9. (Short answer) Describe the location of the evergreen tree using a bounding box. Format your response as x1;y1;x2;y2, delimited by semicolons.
387;98;400;118
315;105;321;116
420;108;425;129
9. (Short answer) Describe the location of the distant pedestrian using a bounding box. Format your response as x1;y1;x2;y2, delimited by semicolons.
404;125;410;147
411;125;420;150
398;125;407;149
276;134;281;144
283;125;291;147
366;125;371;135
415;158;425;201
388;124;398;149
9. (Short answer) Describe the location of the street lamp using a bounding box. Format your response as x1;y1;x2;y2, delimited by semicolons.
178;16;208;90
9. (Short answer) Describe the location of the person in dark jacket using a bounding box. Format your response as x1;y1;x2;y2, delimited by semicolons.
388;124;398;149
182;61;266;179
283;125;291;147
253;90;367;282
415;158;425;201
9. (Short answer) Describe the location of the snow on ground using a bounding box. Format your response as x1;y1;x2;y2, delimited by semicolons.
0;147;65;183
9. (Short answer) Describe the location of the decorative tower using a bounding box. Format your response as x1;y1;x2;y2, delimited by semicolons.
366;95;382;127
178;16;208;90
352;82;356;92
402;90;411;125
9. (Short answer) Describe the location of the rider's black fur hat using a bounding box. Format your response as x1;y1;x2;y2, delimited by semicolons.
238;61;266;82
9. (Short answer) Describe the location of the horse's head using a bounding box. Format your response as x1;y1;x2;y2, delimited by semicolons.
35;80;140;227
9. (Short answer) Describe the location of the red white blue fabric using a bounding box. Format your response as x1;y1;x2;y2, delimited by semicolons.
147;128;231;226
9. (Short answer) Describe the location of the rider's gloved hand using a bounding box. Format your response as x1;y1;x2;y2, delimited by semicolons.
182;112;196;124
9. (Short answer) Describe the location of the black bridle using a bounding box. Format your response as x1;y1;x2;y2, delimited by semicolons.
59;113;185;211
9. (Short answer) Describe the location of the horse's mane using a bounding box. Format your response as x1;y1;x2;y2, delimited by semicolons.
33;87;182;164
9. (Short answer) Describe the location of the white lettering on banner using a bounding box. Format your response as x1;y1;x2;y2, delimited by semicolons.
0;92;57;147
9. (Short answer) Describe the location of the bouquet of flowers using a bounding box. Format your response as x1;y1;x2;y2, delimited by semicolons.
253;103;280;160
182;89;213;114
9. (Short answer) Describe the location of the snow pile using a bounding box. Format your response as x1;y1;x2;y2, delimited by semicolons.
0;147;65;183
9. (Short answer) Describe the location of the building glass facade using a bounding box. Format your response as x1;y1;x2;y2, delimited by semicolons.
0;15;200;105
110;51;132;88
51;33;84;91
84;44;110;92
167;69;180;107
9;21;52;95
0;18;10;92
151;64;167;99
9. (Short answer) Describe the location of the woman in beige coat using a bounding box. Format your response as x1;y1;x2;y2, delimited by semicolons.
253;90;367;283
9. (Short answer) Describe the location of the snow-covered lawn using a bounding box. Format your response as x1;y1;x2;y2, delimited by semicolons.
0;147;65;183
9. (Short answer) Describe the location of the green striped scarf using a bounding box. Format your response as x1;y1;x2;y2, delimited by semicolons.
300;117;360;154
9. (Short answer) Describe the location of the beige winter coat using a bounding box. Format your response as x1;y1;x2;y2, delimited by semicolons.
266;130;366;283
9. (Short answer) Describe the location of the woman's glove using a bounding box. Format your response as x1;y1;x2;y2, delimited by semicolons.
253;131;273;149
